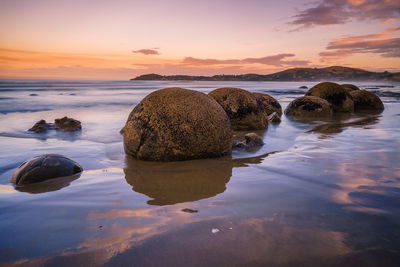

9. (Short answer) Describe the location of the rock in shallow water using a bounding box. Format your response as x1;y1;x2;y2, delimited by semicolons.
305;82;354;112
11;154;83;186
285;96;333;117
252;92;282;116
208;87;268;130
122;87;233;161
350;90;384;112
341;84;360;92
29;117;81;132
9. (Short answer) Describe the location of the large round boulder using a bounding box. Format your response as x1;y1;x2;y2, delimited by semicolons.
11;154;83;186
305;82;354;112
350;90;384;111
341;84;360;92
285;96;333;117
121;87;233;161
208;87;268;130
252;92;282;116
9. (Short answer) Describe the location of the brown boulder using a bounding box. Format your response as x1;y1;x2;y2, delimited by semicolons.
122;87;233;161
285;96;333;117
350;90;384;111
252;92;282;116
305;82;354;112
208;87;268;130
54;117;81;131
341;84;360;92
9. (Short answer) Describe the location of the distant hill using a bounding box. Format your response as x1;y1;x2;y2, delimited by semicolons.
131;66;400;82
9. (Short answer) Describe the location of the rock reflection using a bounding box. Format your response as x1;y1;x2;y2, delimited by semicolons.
14;173;81;194
308;115;380;136
124;157;233;205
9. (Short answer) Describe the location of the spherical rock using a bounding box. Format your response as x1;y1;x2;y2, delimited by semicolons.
350;90;384;111
285;96;333;117
208;87;268;130
305;82;354;112
11;154;83;186
341;84;360;92
122;87;233;161
252;92;282;116
244;133;264;147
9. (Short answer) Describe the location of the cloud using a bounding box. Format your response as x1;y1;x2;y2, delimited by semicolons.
290;0;400;28
182;53;310;67
319;26;400;60
132;48;160;55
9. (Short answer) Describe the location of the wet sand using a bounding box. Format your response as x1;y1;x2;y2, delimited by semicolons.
0;80;399;266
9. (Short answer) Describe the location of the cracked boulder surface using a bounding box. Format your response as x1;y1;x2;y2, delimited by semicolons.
252;92;282;116
305;82;354;112
11;154;83;186
350;90;384;112
208;87;268;130
121;87;233;161
285;96;333;117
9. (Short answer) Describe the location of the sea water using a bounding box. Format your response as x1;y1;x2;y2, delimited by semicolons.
0;80;399;266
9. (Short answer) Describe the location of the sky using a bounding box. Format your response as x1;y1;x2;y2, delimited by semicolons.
0;0;399;79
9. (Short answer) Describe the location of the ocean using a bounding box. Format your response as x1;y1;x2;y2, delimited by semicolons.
0;79;399;266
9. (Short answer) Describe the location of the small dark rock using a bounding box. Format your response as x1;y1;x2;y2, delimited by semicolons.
54;117;82;131
182;208;198;213
11;154;83;186
29;120;52;132
245;133;264;147
268;112;281;123
299;86;308;89
29;93;38;96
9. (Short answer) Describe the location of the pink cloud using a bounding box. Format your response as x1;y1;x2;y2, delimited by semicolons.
132;49;160;55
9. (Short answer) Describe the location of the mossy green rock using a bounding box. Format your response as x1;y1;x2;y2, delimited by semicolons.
350;90;384;111
208;87;268;130
285;96;333;117
341;84;360;92
305;82;354;112
122;87;233;161
252;92;282;116
11;154;83;186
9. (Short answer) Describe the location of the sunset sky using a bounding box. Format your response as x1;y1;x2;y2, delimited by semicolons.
1;0;399;79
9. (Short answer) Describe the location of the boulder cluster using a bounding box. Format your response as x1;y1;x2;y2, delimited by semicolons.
285;82;384;118
121;87;281;161
29;117;82;132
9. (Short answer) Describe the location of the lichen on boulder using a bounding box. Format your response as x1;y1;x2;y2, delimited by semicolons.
122;87;233;161
305;82;354;112
208;87;268;130
252;92;282;116
350;90;384;112
285;96;333;117
11;154;83;186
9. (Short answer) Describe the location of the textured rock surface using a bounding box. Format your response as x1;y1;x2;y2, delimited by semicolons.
285;96;333;117
209;87;268;130
252;92;282;116
268;112;281;123
341;84;360;92
350;90;384;111
11;154;83;186
122;87;233;161
305;82;354;112
54;117;82;131
29;120;51;132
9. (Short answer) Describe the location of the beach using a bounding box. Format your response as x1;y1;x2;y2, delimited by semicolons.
1;80;400;266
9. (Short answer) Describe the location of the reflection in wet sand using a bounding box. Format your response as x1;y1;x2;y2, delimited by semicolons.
124;157;233;205
13;173;81;194
308;115;380;136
